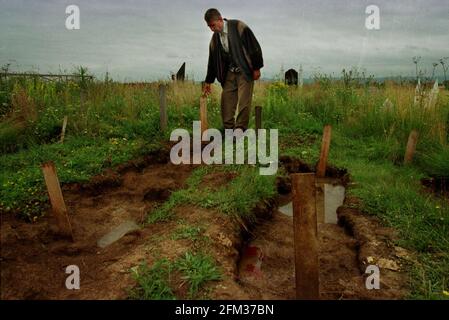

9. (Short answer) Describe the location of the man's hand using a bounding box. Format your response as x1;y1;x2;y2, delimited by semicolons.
253;69;261;80
202;83;212;97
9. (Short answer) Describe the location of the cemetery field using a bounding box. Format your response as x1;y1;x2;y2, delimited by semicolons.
1;76;448;300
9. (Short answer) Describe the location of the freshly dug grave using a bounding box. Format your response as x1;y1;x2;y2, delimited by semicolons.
229;196;410;300
1;153;410;300
210;157;410;300
1;148;195;299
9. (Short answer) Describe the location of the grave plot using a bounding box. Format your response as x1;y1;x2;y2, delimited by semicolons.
0;147;195;299
1;114;412;301
0;151;410;300
231;158;409;300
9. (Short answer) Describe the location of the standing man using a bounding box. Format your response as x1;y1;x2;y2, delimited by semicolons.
202;8;263;131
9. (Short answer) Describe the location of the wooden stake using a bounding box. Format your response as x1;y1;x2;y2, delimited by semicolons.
292;173;319;300
200;96;208;135
159;84;167;131
60;116;68;143
316;125;332;178
404;130;419;165
255;106;262;132
41;162;73;240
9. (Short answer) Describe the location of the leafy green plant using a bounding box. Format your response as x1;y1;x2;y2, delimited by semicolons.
129;259;176;300
129;252;221;299
175;252;222;298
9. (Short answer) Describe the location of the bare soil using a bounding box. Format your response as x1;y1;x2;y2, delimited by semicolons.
1;150;194;299
1;152;410;300
229;195;410;300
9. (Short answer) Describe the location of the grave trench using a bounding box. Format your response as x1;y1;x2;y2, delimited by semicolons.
231;156;406;299
1;150;408;299
0;147;198;299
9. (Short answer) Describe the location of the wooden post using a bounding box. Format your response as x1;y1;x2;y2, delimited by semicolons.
60;116;68;143
255;106;262;132
316;125;332;178
200;96;208;135
291;173;319;300
159;84;167;131
41;162;73;240
404;130;419;165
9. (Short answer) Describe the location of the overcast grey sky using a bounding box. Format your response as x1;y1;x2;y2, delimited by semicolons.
0;0;448;81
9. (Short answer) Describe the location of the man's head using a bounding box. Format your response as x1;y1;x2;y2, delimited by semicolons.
204;8;224;33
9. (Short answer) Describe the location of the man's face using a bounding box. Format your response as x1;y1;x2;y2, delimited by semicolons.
207;18;224;33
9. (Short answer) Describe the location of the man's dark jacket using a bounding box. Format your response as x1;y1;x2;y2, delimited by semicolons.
205;19;263;85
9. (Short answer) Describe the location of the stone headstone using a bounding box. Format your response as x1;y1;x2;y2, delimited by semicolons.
285;69;298;86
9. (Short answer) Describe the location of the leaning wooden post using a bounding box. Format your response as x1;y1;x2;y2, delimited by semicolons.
60;116;68;143
404;130;419;165
41;162;74;240
255;106;262;132
292;173;319;300
159;84;167;131
200;96;208;136
316;125;332;178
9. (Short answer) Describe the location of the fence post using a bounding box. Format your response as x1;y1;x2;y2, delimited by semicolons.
404;130;419;165
291;173;320;300
60;116;68;143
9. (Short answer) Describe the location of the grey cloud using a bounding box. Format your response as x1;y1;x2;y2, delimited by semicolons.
0;0;448;80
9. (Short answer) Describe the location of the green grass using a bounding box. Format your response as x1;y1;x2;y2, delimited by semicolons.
0;135;162;220
129;251;221;300
146;165;277;224
171;225;204;241
2;74;449;299
175;251;222;298
416;145;449;177
129;258;176;300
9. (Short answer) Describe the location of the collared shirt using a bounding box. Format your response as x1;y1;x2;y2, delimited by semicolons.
219;19;229;53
